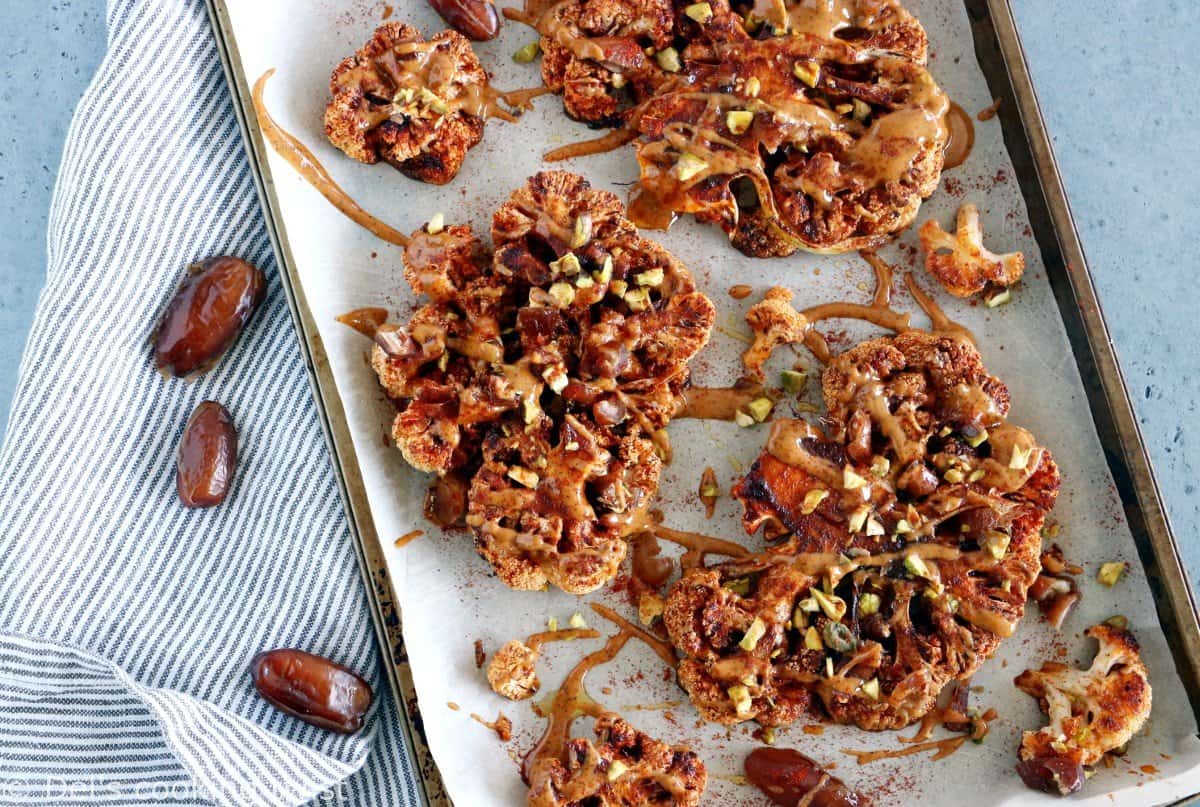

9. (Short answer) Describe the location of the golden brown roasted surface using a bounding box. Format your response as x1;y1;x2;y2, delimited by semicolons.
663;330;1060;730
919;203;1026;298
513;0;949;255
527;713;707;807
1014;624;1152;796
370;172;715;593
324;22;487;184
487;639;541;700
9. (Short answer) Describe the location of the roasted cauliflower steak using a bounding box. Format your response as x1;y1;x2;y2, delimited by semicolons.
370;171;715;593
1014;623;1152;796
325;22;489;184
527;713;707;807
664;330;1060;731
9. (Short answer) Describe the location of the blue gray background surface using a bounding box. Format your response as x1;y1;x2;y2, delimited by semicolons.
1;1;1196;573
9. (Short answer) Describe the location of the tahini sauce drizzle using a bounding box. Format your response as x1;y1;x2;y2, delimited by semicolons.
252;70;411;247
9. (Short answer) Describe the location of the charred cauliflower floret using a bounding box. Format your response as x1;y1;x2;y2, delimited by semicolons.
369;172;715;593
324;23;490;184
511;0;676;126
664;330;1059;732
488;639;542;700
527;713;707;807
919;204;1026;298
631;3;948;256
1014;624;1152;796
742;287;809;379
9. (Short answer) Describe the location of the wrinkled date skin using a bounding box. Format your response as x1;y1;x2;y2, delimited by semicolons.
427;0;499;40
251;649;374;734
176;401;237;508
1016;757;1085;796
154;256;266;377
745;748;869;807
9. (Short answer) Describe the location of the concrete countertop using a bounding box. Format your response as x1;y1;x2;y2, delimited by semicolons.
1;1;1195;572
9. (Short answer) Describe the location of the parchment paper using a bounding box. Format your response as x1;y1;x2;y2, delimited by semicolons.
221;0;1200;802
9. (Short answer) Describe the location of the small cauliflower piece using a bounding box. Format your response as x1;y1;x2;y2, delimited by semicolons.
487;639;541;700
919;203;1025;298
1014;623;1152;796
743;287;809;379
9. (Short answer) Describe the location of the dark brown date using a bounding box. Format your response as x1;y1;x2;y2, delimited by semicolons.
154;256;266;377
251;649;373;734
745;748;869;807
427;0;499;41
176;401;237;508
1016;756;1085;796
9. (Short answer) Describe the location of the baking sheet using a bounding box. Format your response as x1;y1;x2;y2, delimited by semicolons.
219;0;1200;802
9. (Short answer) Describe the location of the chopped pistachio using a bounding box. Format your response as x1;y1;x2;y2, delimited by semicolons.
699;483;720;499
437;352;450;371
843;467;869;490
723;577;752;598
1001;578;1012;593
639;593;665;625
655;46;682;72
624;287;651;312
984;530;1011;560
575;274;595;289
799;489;828;515
684;1;713;22
803;625;824;650
672;152;708;181
865;517;885;537
825;657;835;678
513;41;541;63
939;426;953;437
797;597;819;613
739;617;768;651
1009;444;1033;470
728;684;753;717
761;726;777;745
636;267;665;287
780;369;807;393
966;428;990;448
852;98;871;122
861;678;881;699
419;87;448;114
745;76;761;97
791;603;808;630
547;282;576;308
968;468;986;482
607;759;628;781
834;102;854;116
1097;561;1127;587
392;87;415;106
547;616;558;632
610;279;628;298
508;466;539;488
859;592;882;616
569;612;588;629
822;621;855;653
734;410;757;428
811;588;847;621
1105;614;1129;630
594;255;614;284
847;505;870;533
610;72;627;89
904;553;931;579
894;518;913;534
726;109;754;135
746;397;774;423
792;60;820;87
549;252;581;276
984;288;1012;308
426;213;445;234
870;456;890;477
571;214;593;249
943;467;966;484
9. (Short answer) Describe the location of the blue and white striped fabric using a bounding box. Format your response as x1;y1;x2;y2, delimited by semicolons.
0;1;418;804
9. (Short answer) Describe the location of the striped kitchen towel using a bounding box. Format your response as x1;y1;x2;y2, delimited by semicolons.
0;1;419;805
